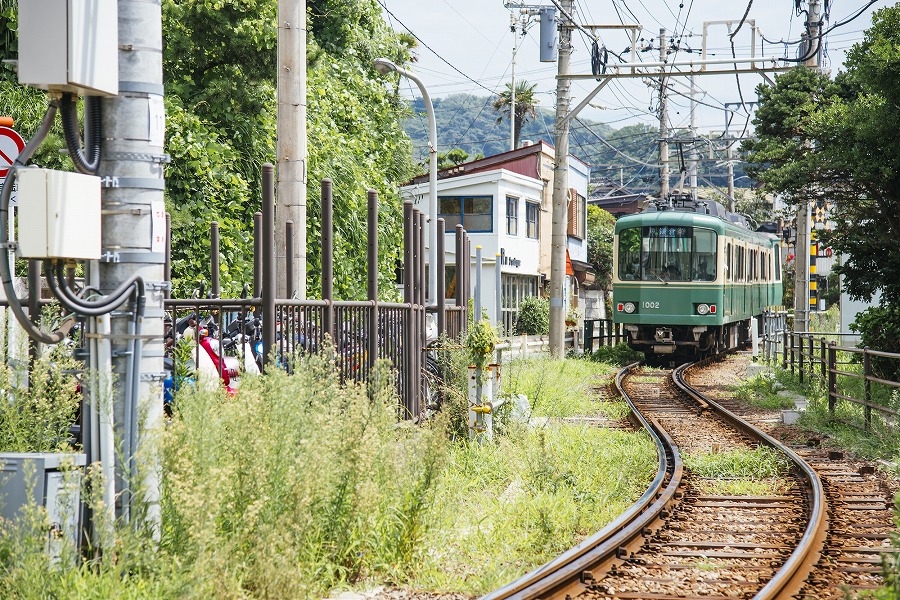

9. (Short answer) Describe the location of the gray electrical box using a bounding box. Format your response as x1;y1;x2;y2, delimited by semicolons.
17;168;102;260
539;7;558;63
0;453;86;562
18;0;118;96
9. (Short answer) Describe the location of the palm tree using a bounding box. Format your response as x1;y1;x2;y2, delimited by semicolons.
492;80;539;149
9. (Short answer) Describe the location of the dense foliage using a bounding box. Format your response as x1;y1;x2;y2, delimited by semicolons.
586;205;615;290
742;6;900;349
514;294;550;336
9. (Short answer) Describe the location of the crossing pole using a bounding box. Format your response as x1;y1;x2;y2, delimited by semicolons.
658;28;669;200
794;0;822;332
548;0;573;357
100;0;166;528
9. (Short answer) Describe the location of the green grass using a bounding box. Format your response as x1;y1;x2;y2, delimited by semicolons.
731;370;797;410
502;356;625;419
684;446;790;479
412;424;657;592
696;477;790;497
0;352;659;599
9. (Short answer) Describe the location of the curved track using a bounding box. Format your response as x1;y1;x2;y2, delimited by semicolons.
483;358;828;600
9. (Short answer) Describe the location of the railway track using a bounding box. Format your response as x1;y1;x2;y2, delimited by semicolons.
483;358;829;600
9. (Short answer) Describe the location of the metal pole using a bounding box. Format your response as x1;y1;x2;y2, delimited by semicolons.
496;250;503;329
509;11;518;151
403;201;414;413
27;260;41;367
322;179;334;339
658;28;669;200
276;0;307;299
253;211;262;298
437;218;446;337
367;189;378;370
475;246;483;320
262;164;276;372
726;139;735;212
455;224;464;309
210;222;220;298
285;220;295;299
549;0;573;357
163;213;171;299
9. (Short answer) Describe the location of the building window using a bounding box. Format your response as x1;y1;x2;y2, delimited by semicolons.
506;196;518;236
567;189;586;239
438;195;493;233
526;201;540;239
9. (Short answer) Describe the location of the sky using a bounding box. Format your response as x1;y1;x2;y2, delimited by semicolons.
378;0;884;154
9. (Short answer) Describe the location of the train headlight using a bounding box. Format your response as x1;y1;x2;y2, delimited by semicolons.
696;303;710;315
623;302;636;314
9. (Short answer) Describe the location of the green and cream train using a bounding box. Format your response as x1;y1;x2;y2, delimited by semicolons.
612;201;783;359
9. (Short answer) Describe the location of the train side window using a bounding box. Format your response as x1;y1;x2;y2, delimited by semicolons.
691;228;717;281
617;227;642;280
726;243;732;282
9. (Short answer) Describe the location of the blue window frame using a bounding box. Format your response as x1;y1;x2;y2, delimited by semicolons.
438;195;493;233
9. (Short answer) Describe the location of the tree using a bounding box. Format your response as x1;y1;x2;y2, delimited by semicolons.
492;80;539;149
742;6;900;351
436;148;470;170
586;205;615;290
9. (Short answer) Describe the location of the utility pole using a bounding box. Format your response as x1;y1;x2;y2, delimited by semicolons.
726;138;735;211
689;74;698;201
509;11;518;151
548;0;573;357
794;0;822;332
658;28;669;200
276;0;307;298
100;0;166;528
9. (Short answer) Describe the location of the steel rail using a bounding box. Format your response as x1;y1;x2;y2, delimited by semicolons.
673;360;828;599
481;362;684;600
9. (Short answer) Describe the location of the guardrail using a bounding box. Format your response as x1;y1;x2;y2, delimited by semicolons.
761;328;900;433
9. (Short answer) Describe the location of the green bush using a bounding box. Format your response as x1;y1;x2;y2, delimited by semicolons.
850;304;900;380
514;295;549;336
590;342;643;366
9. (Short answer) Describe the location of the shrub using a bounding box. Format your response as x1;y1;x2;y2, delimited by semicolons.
590;342;643;366
850;304;900;380
515;295;549;336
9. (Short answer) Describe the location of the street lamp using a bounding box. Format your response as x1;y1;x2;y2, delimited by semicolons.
374;58;438;306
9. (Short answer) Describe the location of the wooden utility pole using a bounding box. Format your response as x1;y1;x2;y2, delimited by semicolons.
276;0;307;298
548;0;573;357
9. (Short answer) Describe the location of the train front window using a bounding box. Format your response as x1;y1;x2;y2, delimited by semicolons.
617;225;717;282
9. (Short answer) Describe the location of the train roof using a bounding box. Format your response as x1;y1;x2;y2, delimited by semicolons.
614;210;780;244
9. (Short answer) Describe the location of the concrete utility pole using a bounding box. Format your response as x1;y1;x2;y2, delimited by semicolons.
509;11;518;152
658;28;669;200
548;0;573;357
276;0;307;298
689;74;698;201
100;0;166;527
794;0;823;332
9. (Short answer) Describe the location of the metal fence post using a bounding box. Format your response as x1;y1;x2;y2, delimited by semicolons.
367;190;378;374
322;179;334;342
210;221;220;298
164;212;171;299
437;218;446;338
863;346;872;431
253;211;262;298
782;329;788;370
820;337;826;385
790;333;795;377
585;319;594;353
828;341;836;415
403;201;414;415
261;164;276;372
798;334;804;384
286;220;295;299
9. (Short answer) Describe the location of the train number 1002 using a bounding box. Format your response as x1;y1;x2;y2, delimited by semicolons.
642;301;660;309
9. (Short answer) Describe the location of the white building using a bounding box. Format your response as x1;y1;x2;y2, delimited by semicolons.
400;142;591;334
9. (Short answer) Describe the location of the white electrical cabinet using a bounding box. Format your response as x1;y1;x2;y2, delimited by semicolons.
17;169;101;260
18;0;118;96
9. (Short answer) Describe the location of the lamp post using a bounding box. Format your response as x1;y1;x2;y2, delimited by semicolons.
374;58;438;306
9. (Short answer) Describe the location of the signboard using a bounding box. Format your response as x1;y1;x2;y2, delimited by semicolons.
0;126;25;178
